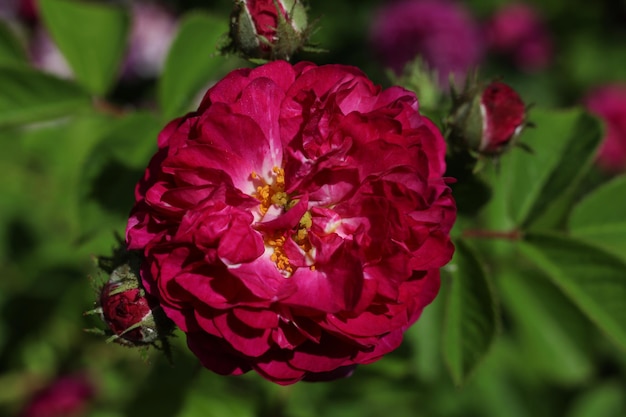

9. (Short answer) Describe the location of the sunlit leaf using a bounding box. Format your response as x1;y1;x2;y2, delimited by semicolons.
159;12;241;120
39;0;130;95
569;175;626;262
519;232;626;352
491;108;602;230
0;66;90;127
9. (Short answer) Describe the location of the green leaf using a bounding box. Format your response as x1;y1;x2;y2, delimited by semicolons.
91;111;160;169
519;232;626;352
38;0;130;96
0;22;28;66
498;267;593;384
0;114;114;269
442;240;498;386
492;108;602;230
567;382;625;417
0;66;90;127
159;12;240;120
405;287;445;382
569;175;626;262
470;338;534;417
77;112;160;249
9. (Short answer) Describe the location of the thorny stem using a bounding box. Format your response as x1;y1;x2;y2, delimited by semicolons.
461;229;523;240
93;98;127;117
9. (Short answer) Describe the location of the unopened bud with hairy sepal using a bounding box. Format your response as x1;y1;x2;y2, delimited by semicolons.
97;264;159;345
447;77;529;157
223;0;314;61
85;245;175;359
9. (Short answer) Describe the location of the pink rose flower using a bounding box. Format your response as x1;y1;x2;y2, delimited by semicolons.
369;0;483;86
484;3;553;72
584;84;626;173
126;60;456;384
20;374;95;417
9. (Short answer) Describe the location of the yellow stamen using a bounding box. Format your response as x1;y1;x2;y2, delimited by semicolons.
271;191;288;206
267;234;293;275
249;167;317;274
251;166;287;215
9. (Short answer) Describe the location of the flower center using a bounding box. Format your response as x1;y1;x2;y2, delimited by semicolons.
250;167;315;276
267;234;293;275
251;166;288;215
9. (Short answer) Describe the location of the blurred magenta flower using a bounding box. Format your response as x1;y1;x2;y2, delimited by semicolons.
584;84;626;173
123;1;177;78
20;374;95;417
0;0;35;22
369;0;483;86
126;60;456;384
18;0;38;24
483;3;553;72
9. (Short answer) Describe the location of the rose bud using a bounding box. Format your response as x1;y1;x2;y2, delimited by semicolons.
224;0;311;61
85;254;174;352
583;84;626;174
447;78;527;156
126;60;456;385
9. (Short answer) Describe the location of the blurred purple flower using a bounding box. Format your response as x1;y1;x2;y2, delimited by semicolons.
484;3;553;72
0;0;71;77
0;0;19;20
19;374;95;417
123;2;178;79
29;27;73;78
370;0;483;86
584;84;626;173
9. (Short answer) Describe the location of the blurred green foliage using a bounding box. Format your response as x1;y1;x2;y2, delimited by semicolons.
1;0;626;416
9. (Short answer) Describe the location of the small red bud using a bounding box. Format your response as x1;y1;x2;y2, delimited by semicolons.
223;0;312;61
85;247;174;353
99;265;157;345
480;82;526;155
447;77;527;156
